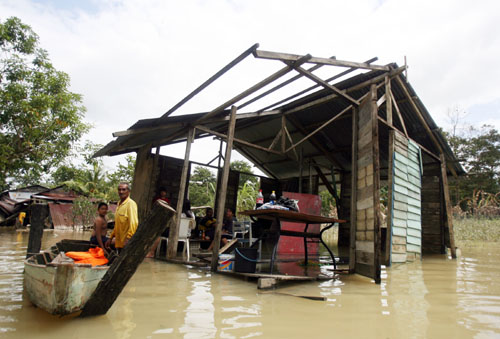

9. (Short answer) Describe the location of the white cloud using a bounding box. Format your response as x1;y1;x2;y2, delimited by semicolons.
2;0;500;171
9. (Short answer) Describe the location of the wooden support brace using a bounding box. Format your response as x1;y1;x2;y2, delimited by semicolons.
211;106;238;271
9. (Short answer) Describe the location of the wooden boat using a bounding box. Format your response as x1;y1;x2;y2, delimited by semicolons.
24;239;109;315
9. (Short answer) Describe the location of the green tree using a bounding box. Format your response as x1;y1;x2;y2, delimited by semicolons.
106;155;136;201
0;17;89;189
189;166;216;211
230;160;258;188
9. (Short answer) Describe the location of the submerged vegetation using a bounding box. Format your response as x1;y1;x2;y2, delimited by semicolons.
454;218;500;242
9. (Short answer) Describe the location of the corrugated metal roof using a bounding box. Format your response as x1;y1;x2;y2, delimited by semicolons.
48;203;74;228
95;54;464;178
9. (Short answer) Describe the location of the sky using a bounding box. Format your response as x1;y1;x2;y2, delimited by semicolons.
1;0;500;173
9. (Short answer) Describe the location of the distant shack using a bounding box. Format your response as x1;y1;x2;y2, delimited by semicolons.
95;44;464;283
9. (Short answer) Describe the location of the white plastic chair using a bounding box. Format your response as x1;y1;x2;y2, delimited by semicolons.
156;216;194;259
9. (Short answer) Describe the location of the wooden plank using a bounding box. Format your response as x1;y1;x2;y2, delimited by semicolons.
407;235;421;246
80;201;175;317
239;56;333;110
394;168;408;181
159;43;258;121
295;66;360;106
389;90;408;138
408;213;421;221
356;240;374;253
391;253;407;263
385;130;394;264
259;57;379;112
195;125;282;155
393;218;406;228
356;250;374;265
440;154;457;258
393;201;408;212
407;197;421;208
350;107;358;272
393;210;408;220
407;244;421;253
26;203;47;258
167;128;195;258
392;244;406;254
254;49;390;71
394;185;408;196
211;107;238;271
408;205;421;216
394;192;408;203
385;76;392;125
407;228;421;237
392;236;406;245
370;84;382;284
393;226;407;237
198;54;312;123
286;105;352;153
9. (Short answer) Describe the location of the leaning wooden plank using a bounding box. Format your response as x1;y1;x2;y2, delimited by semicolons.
80;200;175;317
219;238;238;255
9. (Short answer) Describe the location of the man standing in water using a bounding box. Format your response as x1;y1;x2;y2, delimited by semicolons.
106;182;138;253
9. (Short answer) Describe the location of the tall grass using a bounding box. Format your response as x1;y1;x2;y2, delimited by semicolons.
454;218;500;242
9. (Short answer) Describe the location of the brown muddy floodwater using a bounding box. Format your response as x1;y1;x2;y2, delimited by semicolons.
0;229;500;338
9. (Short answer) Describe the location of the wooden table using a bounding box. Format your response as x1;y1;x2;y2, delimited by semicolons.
239;209;346;274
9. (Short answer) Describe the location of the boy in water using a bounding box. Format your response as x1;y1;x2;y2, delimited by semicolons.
90;202;109;254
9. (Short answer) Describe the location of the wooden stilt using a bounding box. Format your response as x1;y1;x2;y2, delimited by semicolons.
349;107;358;272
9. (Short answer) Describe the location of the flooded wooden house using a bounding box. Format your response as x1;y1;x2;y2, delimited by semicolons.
95;44;464;283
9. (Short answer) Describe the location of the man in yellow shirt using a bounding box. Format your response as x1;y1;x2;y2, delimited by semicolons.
106;182;138;253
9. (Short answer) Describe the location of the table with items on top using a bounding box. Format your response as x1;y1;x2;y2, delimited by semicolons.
239;209;346;274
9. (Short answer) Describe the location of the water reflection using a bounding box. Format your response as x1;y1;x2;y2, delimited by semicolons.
0;229;500;338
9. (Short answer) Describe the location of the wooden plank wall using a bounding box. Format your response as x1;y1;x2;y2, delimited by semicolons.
421;173;444;254
390;132;423;263
338;172;351;247
156;155;189;209
354;93;380;281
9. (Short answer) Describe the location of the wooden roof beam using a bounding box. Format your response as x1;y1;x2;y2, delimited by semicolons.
159;43;259;122
196;54;312;124
293;65;360;106
238;56;336;110
195;125;283;155
253;50;389;71
259;57;378;112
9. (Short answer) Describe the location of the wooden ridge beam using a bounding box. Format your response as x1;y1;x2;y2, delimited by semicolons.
254;50;389;71
159;43;259;122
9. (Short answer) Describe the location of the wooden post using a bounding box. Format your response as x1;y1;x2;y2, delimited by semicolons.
385;76;392;126
349;107;358;272
371;84;382;284
210;106;237;272
385;130;395;265
167;128;195;259
80;200;175;317
309;161;313;194
299;148;303;193
281;115;286;153
440;154;457;259
26;203;47;258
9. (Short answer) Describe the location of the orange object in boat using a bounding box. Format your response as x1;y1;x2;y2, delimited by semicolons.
66;247;108;266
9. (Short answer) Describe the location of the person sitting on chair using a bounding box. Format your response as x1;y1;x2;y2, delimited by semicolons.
208;208;235;251
199;207;216;240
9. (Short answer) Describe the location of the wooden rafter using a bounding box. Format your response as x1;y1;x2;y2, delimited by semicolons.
195;125;282;155
293;65;360;106
388;88;408;137
197;54;312;123
285;105;352;153
159;43;259;122
259;57;378;112
254;50;389;71
238;56;335;110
